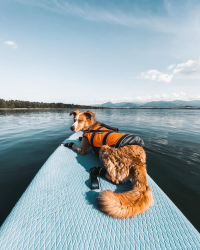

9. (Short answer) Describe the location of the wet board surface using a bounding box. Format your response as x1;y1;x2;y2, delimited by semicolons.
0;132;200;250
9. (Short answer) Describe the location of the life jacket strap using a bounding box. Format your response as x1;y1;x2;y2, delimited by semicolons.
83;122;96;132
102;131;115;145
90;132;96;146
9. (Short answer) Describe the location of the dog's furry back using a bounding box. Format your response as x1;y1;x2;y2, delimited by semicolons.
98;145;153;219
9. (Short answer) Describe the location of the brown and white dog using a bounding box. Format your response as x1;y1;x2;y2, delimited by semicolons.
68;110;153;219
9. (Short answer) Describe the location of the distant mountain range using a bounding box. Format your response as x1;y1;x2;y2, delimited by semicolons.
94;100;200;108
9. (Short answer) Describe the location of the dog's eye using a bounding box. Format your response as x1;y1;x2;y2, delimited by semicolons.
79;120;83;122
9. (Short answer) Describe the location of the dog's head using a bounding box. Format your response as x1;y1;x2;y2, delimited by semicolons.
69;110;95;132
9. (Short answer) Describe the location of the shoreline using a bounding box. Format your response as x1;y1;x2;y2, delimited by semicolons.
0;108;77;110
0;107;200;110
0;108;106;110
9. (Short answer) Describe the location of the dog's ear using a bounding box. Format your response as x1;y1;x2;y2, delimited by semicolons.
69;110;80;117
84;111;95;119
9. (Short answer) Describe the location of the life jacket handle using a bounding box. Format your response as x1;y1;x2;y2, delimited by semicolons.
83;123;118;134
100;123;119;131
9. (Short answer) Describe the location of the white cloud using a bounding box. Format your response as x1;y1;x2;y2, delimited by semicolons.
157;73;173;82
141;70;173;83
4;41;17;49
173;59;200;75
167;64;175;70
177;60;198;68
142;57;200;82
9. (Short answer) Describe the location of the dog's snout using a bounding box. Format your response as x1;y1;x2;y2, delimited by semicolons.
70;126;75;131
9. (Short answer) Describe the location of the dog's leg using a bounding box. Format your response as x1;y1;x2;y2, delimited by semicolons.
99;146;120;184
106;169;120;185
72;137;91;155
102;159;120;185
99;145;135;185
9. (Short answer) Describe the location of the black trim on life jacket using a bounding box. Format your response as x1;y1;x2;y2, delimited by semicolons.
102;131;115;145
90;130;103;155
90;132;96;146
120;135;134;147
115;134;130;148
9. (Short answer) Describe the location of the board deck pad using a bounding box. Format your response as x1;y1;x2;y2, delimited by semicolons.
0;132;200;249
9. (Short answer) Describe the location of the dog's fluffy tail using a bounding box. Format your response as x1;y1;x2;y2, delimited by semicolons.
97;166;153;219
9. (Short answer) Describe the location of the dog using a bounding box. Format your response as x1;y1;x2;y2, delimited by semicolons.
66;110;153;219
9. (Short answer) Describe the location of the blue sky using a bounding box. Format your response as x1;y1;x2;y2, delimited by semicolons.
0;0;200;104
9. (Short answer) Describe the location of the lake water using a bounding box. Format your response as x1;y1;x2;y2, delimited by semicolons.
0;109;200;231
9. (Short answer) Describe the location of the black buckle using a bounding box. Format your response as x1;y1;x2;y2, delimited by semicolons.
89;169;100;190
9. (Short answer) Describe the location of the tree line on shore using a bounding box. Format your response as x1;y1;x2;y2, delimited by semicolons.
0;99;99;109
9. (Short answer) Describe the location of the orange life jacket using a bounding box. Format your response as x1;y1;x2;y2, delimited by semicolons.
83;123;144;155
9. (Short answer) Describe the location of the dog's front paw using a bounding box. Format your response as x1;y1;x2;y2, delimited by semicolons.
64;142;74;148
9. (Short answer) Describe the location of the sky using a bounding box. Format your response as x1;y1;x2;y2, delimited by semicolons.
0;0;200;104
